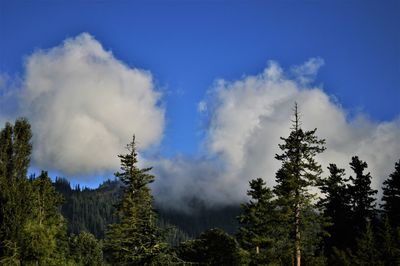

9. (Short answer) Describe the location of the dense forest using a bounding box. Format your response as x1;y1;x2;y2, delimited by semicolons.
1;105;400;265
54;177;239;243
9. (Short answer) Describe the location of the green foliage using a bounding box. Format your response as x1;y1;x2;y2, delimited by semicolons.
381;160;400;227
157;201;240;238
1;114;400;266
0;118;33;262
21;171;68;265
319;164;352;252
237;178;284;265
329;247;353;266
348;156;377;243
177;228;242;265
161;222;191;247
55;177;120;239
377;217;400;266
353;222;383;266
237;105;328;265
21;220;58;264
69;231;103;266
104;135;165;265
0;240;21;265
273;104;326;265
55;176;240;249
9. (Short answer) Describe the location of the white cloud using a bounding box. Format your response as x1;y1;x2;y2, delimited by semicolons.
19;33;165;176
2;35;398;210
153;59;400;209
291;57;325;84
197;100;207;112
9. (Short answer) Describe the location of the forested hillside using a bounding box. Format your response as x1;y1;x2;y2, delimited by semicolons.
54;178;240;240
54;177;240;241
1;109;400;265
53;178;120;239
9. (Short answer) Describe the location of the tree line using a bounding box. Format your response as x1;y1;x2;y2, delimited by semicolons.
54;177;238;242
237;105;400;265
0;104;399;265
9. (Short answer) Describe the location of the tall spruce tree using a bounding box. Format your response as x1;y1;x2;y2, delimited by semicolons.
0;118;33;262
378;217;400;266
319;164;352;252
348;156;377;240
105;135;163;265
353;222;383;266
22;171;68;265
237;178;281;264
381;159;400;228
274;103;326;266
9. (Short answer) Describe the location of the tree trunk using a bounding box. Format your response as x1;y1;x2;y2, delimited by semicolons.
295;202;301;266
256;245;259;254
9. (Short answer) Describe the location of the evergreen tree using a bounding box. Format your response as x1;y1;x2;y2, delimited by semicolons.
177;228;242;266
353;222;383;266
0;118;32;262
381;159;400;228
55;177;120;239
237;178;283;264
105;135;164;265
348;156;377;241
378;217;400;266
319;164;352;252
21;171;69;265
70;231;103;266
274;103;326;266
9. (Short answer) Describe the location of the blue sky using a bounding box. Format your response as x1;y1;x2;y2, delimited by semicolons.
1;1;399;197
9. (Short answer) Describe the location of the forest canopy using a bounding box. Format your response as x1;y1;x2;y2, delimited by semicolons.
0;107;399;265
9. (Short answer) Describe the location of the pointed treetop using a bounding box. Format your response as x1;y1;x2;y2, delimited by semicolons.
291;102;302;131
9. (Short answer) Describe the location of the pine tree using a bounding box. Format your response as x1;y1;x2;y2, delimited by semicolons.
237;178;281;264
348;156;377;240
274;103;326;266
105;135;164;265
381;159;400;228
177;228;242;266
353;222;383;266
0;118;32;262
378;217;400;266
69;231;103;266
319;164;352;252
21;171;68;265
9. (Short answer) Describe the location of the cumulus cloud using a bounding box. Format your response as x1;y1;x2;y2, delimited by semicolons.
152;59;400;209
1;34;398;210
18;33;165;176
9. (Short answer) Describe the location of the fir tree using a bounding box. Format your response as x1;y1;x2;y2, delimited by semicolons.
105;135;164;265
348;156;377;240
0;118;33;262
237;178;281;264
274;103;326;266
378;217;400;266
177;228;242;266
69;231;103;266
21;171;68;265
381;159;400;228
319;164;352;252
353;222;383;266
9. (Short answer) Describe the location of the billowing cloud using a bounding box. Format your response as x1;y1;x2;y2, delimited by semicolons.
19;33;165;176
152;58;400;210
1;35;398;211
